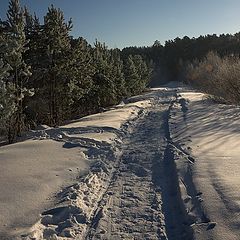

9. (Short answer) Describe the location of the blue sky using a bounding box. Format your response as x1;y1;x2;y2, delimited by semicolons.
1;0;240;49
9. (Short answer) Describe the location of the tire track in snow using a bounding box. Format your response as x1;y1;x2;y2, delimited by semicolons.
21;88;208;240
86;90;194;240
86;108;167;240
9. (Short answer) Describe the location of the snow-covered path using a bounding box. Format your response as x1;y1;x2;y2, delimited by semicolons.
2;85;240;240
85;89;193;240
85;87;240;240
86;107;168;239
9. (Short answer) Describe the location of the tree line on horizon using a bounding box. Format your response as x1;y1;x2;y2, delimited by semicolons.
123;34;240;104
0;0;152;143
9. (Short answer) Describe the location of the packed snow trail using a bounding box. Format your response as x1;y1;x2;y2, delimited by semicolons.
18;87;197;240
4;84;240;240
85;89;193;240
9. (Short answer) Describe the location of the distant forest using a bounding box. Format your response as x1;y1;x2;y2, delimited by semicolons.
1;0;240;143
124;34;240;104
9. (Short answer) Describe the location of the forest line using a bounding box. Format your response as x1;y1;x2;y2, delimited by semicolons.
1;0;240;143
0;0;152;143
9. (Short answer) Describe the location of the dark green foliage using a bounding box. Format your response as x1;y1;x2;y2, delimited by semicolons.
110;49;126;100
124;55;151;96
39;5;73;126
0;0;151;142
122;33;240;83
65;37;94;118
0;0;32;143
124;55;140;95
92;41;116;109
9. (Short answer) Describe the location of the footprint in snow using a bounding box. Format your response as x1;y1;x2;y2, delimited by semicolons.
207;222;217;230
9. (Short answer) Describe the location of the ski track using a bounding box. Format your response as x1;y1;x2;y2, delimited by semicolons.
21;88;209;240
85;90;195;240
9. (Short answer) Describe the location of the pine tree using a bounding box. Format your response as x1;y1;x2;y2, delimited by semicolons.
66;37;94;117
109;49;126;100
91;41;116;109
2;0;32;142
40;5;72;126
124;55;140;96
132;55;151;91
0;55;15;137
23;6;33;37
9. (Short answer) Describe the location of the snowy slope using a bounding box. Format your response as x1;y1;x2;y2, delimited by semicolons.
0;100;150;240
0;139;88;239
170;91;240;240
1;84;240;240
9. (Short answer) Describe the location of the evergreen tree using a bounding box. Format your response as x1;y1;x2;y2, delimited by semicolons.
0;55;15;137
1;0;32;142
40;5;72;126
66;37;94;118
22;11;47;126
23;5;33;37
91;41;116;109
124;55;140;96
132;54;151;90
109;49;126;101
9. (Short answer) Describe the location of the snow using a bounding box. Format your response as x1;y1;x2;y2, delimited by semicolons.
1;83;240;239
0;98;150;240
0;140;88;239
170;91;240;240
64;99;151;130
